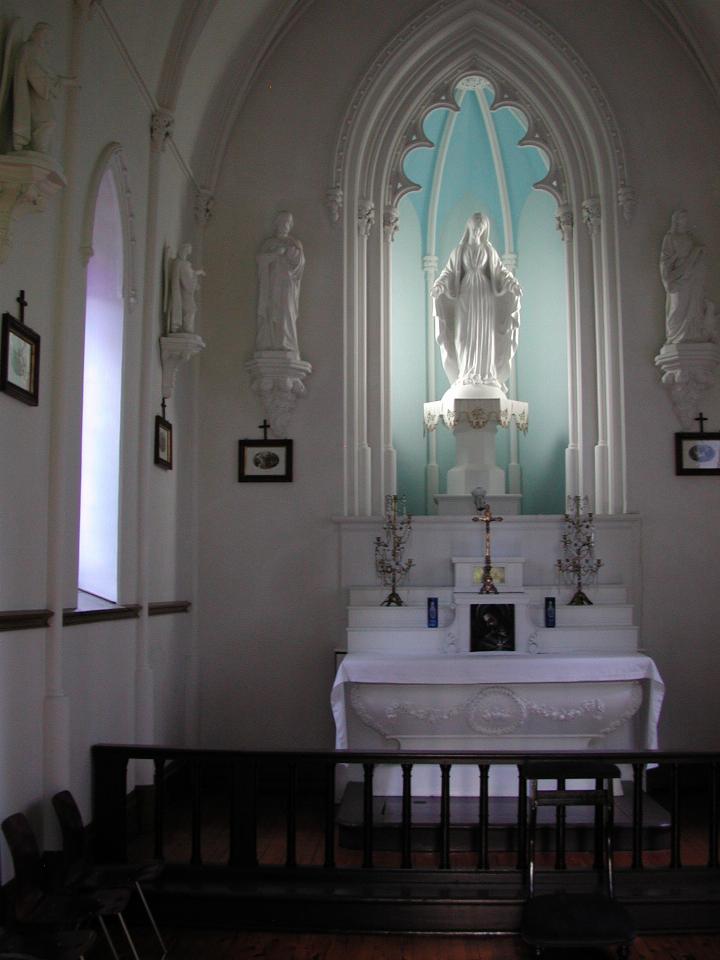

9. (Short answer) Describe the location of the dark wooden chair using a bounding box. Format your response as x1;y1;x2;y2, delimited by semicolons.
520;761;636;959
52;791;166;959
1;812;141;960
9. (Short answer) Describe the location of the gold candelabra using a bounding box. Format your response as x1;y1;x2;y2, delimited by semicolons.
556;495;602;605
375;494;414;606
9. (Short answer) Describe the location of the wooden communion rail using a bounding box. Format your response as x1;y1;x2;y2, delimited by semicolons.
92;745;720;933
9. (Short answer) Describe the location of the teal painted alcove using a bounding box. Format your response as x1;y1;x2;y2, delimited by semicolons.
391;79;568;516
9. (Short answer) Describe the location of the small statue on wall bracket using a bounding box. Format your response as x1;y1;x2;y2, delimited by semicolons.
655;210;720;429
159;242;206;400
246;211;312;437
1;20;79;157
163;243;205;335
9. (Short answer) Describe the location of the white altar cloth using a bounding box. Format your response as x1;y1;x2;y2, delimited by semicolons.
332;652;664;795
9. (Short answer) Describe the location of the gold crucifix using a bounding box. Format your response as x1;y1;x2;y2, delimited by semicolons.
472;504;503;594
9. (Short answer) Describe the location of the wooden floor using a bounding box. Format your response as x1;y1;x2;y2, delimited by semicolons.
94;925;720;959
98;777;720;958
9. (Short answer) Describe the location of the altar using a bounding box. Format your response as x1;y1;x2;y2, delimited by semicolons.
332;651;664;796
332;511;663;797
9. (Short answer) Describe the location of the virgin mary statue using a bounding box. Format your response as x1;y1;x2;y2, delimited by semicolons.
431;212;522;398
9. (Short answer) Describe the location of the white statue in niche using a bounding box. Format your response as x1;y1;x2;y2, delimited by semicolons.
164;243;205;335
5;22;78;155
255;211;305;357
431;211;522;397
660;209;716;344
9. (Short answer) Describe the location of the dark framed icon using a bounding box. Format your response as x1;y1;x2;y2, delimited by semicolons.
154;415;173;469
1;311;40;405
239;438;293;482
675;432;720;475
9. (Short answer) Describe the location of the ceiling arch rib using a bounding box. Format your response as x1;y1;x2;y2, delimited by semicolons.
156;0;218;112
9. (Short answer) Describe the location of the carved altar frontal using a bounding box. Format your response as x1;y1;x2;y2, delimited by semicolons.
332;653;663;796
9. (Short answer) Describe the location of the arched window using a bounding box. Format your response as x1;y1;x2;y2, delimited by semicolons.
78;147;135;601
331;0;634;517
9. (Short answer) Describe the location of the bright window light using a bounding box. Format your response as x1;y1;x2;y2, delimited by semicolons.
78;170;124;602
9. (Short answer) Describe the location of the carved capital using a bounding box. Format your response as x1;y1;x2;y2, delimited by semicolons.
618;185;637;223
358;199;375;238
555;204;574;242
582;197;601;238
151;110;174;152
326;185;343;224
383;206;399;243
194;188;214;225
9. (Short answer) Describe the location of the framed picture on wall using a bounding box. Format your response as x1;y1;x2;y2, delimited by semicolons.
1;311;40;405
239;438;293;482
675;432;720;475
154;415;173;469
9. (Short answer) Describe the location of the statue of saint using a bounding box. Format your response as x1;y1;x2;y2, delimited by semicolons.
431;212;521;395
660;209;715;344
255;211;305;356
164;243;205;335
9;22;78;155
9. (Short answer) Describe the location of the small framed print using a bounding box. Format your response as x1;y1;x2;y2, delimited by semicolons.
1;311;40;405
675;432;720;475
154;415;173;470
239;438;293;482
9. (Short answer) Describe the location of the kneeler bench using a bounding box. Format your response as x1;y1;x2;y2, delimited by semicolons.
520;761;636;958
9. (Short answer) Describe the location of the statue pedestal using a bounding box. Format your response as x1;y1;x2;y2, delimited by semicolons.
434;493;522;516
424;395;529;497
654;341;720;429
246;350;312;436
160;332;206;399
0;152;67;262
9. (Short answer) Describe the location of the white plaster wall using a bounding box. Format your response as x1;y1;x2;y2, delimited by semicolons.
0;1;195;856
199;0;720;753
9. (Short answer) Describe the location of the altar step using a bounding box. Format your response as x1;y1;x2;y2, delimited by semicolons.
349;585;631;605
336;782;670;852
533;624;639;654
530;603;634;626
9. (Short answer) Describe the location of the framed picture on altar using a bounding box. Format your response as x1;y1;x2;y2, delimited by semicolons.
239;438;293;482
1;311;40;405
675;432;720;475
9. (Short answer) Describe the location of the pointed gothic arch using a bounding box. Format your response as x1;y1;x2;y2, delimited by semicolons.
331;0;635;517
78;143;137;600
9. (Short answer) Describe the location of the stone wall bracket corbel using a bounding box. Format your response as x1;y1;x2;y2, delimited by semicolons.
245;351;312;437
654;341;720;429
0;153;67;262
160;331;206;399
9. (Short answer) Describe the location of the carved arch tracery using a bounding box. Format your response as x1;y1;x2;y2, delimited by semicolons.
332;0;633;517
81;142;137;311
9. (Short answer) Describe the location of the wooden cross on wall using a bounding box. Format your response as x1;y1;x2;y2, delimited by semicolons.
16;290;27;324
